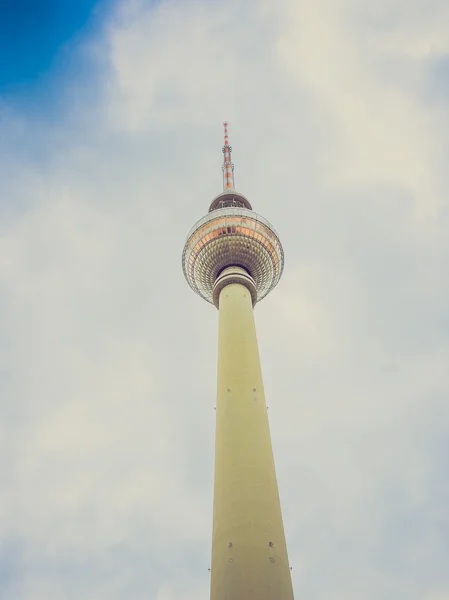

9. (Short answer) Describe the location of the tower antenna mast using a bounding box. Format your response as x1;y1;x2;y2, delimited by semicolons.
222;121;235;191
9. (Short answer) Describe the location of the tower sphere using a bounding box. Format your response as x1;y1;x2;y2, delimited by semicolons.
182;190;284;307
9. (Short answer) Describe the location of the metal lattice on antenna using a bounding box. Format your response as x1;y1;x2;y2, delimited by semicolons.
222;121;235;191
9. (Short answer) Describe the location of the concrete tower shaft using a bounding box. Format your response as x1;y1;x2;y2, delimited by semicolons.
211;267;294;600
181;124;294;600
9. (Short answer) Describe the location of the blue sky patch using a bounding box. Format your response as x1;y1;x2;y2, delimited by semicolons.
0;0;103;91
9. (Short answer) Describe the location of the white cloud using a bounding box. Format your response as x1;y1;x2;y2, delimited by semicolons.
275;0;449;224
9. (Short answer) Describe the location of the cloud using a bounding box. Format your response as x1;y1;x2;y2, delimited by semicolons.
275;0;449;224
1;0;448;598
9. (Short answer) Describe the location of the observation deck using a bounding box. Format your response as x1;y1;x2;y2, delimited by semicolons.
182;206;284;306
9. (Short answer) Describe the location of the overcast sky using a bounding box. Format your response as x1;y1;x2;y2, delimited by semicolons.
1;1;448;599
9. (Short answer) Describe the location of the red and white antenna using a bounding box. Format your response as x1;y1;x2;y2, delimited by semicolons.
222;121;235;191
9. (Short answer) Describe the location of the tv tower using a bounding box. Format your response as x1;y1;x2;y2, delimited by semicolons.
182;123;294;600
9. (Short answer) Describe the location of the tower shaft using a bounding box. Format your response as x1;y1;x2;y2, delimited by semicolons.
211;270;294;600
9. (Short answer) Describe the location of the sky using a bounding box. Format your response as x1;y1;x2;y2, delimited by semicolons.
0;0;448;599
